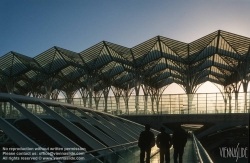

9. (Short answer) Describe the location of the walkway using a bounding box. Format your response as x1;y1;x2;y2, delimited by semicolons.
150;138;195;163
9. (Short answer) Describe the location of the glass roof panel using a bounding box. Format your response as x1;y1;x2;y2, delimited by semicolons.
213;54;233;70
0;52;28;77
159;36;188;60
218;36;239;59
109;63;124;77
56;47;83;67
167;59;183;72
12;56;27;76
189;31;218;59
173;78;183;85
210;66;226;78
95;46;112;68
80;42;104;67
17;80;27;87
131;37;158;60
142;42;161;66
194;55;213;72
148;58;166;76
59;66;84;81
0;52;13;76
105;42;133;63
155;70;171;82
160;41;183;63
48;51;67;72
221;31;250;55
192;37;217;63
34;48;56;70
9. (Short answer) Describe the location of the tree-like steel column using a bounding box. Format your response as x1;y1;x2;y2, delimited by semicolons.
242;79;249;113
224;87;232;113
122;85;133;115
151;96;155;114
79;87;88;107
227;82;241;113
93;90;102;110
142;84;150;114
181;72;197;114
86;73;95;109
149;88;156;114
149;90;158;114
43;77;54;99
111;86;122;115
149;87;165;114
238;52;250;112
103;87;110;112
87;85;93;109
134;70;143;114
61;83;78;104
51;89;60;100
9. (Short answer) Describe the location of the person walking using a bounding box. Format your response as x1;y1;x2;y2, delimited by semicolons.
138;124;155;163
156;126;172;163
172;124;188;163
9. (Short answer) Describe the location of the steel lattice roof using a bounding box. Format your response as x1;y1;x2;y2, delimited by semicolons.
0;30;250;95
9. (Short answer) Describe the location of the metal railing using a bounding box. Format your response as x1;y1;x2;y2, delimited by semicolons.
1;92;249;118
36;141;140;163
83;141;139;163
193;134;213;163
56;92;250;115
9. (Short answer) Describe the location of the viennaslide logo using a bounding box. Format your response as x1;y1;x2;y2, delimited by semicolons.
219;143;248;162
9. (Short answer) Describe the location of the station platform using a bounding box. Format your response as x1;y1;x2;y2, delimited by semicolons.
150;138;195;163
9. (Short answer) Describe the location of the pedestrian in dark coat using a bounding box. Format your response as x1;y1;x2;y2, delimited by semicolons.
172;124;188;163
156;126;172;163
138;124;155;163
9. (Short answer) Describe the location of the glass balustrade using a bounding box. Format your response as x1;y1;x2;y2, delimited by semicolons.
1;92;249;118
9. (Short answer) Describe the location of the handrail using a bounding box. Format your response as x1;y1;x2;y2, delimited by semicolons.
193;134;213;163
85;141;137;154
37;141;139;163
193;134;203;163
83;141;139;162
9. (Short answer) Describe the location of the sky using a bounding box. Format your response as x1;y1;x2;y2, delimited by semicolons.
1;0;250;94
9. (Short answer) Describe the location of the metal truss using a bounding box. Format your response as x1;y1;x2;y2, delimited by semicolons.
0;30;249;97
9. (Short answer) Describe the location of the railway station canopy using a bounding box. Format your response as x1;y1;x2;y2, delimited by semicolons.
0;30;250;98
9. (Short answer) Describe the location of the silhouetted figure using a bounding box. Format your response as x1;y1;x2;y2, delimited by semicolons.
172;124;188;163
156;126;172;163
138;124;155;163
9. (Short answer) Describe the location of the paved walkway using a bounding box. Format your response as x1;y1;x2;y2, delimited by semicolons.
150;138;195;163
